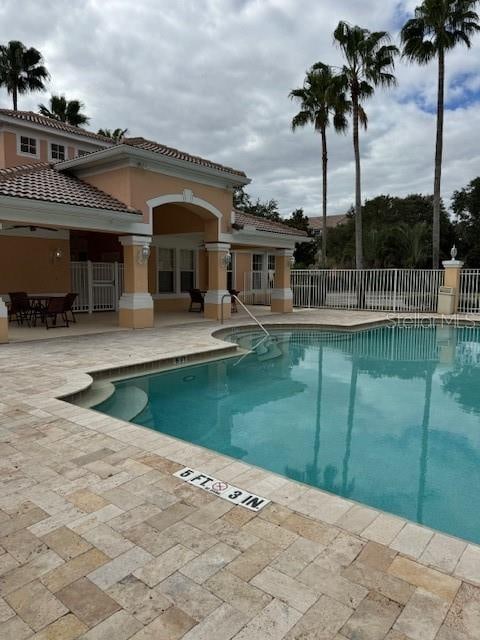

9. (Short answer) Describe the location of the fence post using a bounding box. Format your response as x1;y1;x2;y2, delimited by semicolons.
114;262;120;311
393;269;398;312
87;260;93;314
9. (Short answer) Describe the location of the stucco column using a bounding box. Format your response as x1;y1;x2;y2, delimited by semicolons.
271;249;294;313
442;258;464;313
0;298;8;344
118;236;154;329
204;242;231;321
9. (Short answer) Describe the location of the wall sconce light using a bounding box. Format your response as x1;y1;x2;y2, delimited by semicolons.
222;251;232;269
137;243;151;265
289;255;296;266
51;248;63;262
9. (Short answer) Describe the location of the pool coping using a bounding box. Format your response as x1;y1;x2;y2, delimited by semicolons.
32;315;480;588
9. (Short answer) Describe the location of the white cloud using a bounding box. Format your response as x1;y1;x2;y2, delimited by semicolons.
0;0;479;215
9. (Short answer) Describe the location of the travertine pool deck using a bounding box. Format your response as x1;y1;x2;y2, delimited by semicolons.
1;309;479;639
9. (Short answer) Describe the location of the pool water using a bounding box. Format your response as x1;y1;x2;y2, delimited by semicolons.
94;325;480;544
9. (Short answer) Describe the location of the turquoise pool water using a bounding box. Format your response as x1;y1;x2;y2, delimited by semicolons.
94;325;480;544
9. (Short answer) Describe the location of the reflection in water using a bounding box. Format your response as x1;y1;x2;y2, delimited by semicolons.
94;325;480;545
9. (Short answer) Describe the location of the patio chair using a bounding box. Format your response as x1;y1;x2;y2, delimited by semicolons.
8;292;32;326
65;292;78;323
189;289;204;312
44;295;70;329
229;289;240;313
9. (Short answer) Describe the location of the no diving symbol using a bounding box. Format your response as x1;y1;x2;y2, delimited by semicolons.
211;481;228;494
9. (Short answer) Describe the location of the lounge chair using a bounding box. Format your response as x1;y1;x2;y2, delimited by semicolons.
8;292;32;326
189;289;204;312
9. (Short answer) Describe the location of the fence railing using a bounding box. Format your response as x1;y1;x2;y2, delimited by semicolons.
291;269;444;312
459;270;480;314
71;261;124;313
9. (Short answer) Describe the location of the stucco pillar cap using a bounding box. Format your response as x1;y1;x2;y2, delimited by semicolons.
119;235;152;247
442;260;464;268
204;242;231;252
276;248;295;257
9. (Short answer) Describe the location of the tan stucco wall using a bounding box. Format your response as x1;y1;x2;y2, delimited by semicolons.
153;297;190;312
0;236;70;293
233;252;251;292
82;166;233;236
0;130;104;169
153;204;204;234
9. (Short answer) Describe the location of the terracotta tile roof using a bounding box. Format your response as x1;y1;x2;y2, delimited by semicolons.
234;210;308;237
0;163;140;214
308;214;348;231
122;137;247;178
0;109;112;144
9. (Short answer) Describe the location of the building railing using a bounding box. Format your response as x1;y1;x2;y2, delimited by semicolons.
242;271;275;305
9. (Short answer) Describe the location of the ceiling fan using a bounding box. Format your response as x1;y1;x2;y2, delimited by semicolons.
1;224;58;232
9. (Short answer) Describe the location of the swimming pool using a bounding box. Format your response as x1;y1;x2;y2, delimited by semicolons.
93;324;480;544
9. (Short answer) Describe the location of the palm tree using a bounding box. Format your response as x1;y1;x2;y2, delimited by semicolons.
38;95;89;126
334;22;399;270
290;64;349;266
397;221;429;267
0;40;48;110
401;1;480;268
97;128;128;142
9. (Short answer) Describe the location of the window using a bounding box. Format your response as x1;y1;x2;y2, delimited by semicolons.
50;143;65;161
268;254;276;271
158;248;175;293
20;136;37;155
252;254;264;290
180;249;195;292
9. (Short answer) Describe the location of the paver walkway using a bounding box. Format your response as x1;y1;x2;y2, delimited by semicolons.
0;311;479;639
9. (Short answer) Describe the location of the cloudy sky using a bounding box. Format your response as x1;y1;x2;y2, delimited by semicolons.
1;0;480;216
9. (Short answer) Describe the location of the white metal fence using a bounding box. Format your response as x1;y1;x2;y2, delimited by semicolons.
459;270;480;314
291;269;444;312
71;261;124;313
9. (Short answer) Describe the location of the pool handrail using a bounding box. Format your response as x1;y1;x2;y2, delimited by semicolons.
220;293;270;337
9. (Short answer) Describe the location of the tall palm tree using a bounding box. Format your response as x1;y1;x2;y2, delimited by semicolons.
334;22;398;270
401;1;480;268
97;127;128;142
38;95;89;126
0;40;48;110
290;64;349;266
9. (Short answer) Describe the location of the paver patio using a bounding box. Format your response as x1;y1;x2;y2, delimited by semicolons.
1;309;480;639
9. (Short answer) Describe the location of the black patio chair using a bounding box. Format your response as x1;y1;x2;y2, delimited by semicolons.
64;292;78;323
189;289;204;312
8;292;32;326
45;295;70;329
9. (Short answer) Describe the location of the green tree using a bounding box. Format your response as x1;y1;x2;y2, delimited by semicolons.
452;176;480;265
97;127;128;142
396;222;430;268
334;21;399;270
0;40;48;110
289;63;349;266
285;208;319;267
401;0;480;267
233;187;281;221
39;95;89;126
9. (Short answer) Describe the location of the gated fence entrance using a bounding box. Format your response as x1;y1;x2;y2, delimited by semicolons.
70;261;124;313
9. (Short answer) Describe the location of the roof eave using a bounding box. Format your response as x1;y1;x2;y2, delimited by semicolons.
56;144;251;187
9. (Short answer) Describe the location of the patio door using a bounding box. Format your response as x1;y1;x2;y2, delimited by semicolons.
71;261;124;312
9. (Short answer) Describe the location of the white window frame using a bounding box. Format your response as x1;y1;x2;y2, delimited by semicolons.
156;246;198;297
49;142;66;162
17;134;39;158
252;251;275;290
